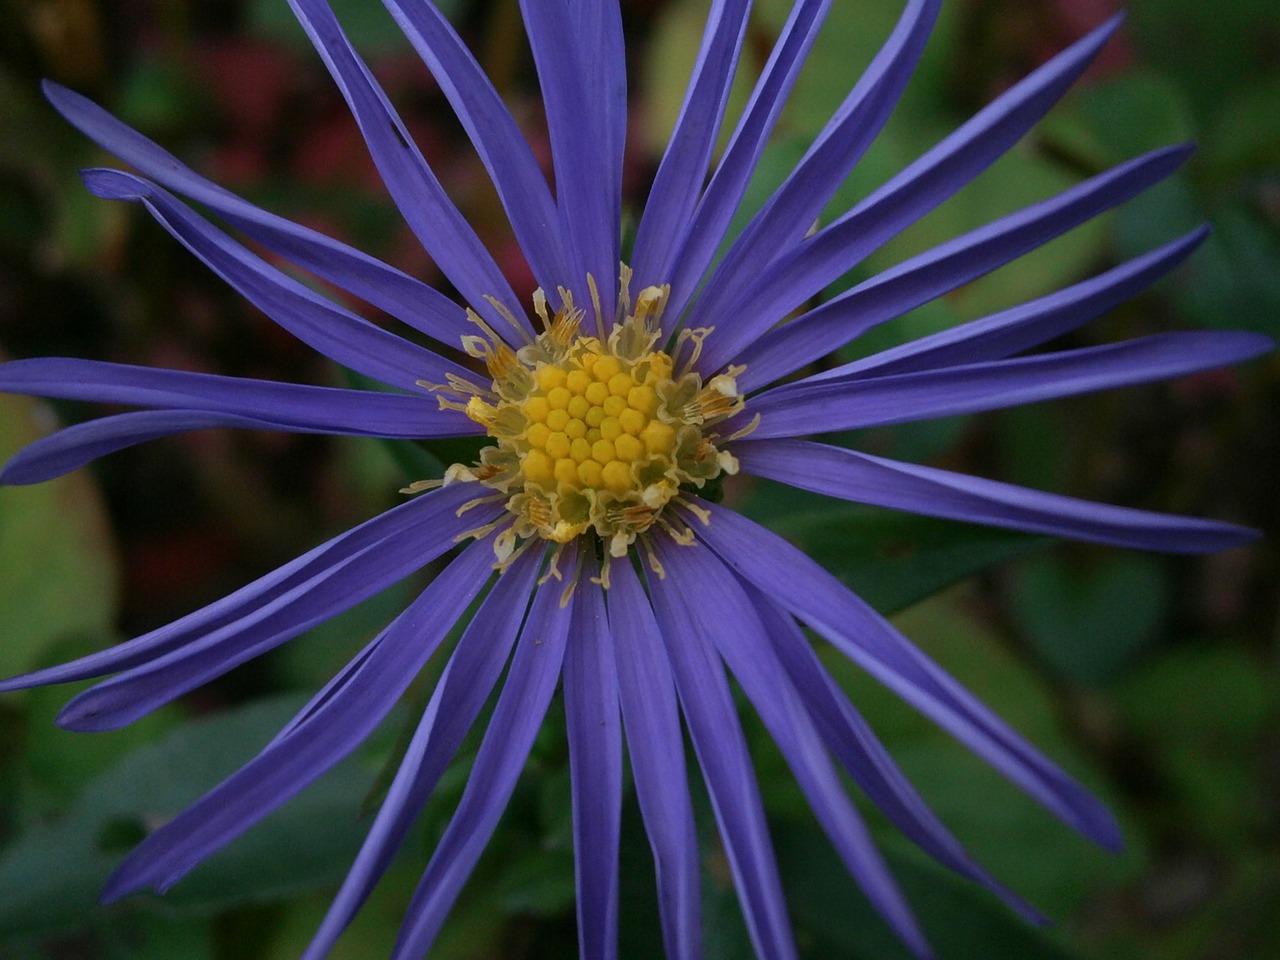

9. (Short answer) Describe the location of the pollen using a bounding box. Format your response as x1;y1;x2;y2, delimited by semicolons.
434;273;746;558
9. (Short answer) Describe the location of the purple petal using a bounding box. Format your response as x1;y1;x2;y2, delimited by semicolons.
379;0;573;304
285;0;528;337
750;593;1044;923
698;15;1122;378
686;501;1122;850
55;494;504;732
564;559;622;960
646;540;799;960
730;144;1196;387
101;535;498;901
630;0;752;294
81;169;469;390
42;81;468;345
655;536;929;957
737;438;1259;553
391;542;578;960
518;0;618;315
0;401;461;486
0;357;469;432
300;546;543;960
662;0;831;322
686;0;940;336
826;228;1209;379
745;331;1273;438
0;358;476;484
608;560;702;960
569;0;627;306
0;483;485;696
1;411;273;485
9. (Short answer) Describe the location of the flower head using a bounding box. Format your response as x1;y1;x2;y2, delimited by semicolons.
0;1;1270;959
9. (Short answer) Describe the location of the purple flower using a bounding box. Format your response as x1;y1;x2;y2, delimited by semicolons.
0;1;1269;958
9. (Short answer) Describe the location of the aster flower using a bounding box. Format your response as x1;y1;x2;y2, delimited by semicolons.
0;0;1269;957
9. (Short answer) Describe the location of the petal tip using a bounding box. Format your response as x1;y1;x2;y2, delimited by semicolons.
81;167;145;202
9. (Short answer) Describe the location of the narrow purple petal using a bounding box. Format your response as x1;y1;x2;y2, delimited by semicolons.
744;331;1273;439
0;357;478;484
655;537;929;957
380;0;573;303
728;144;1196;387
519;0;618;315
391;542;578;960
749;593;1044;923
101;535;498;901
42;81;468;345
0;358;469;434
825;228;1209;379
564;559;622;960
285;0;528;338
0;405;465;487
608;560;702;960
0;483;483;694
662;0;832;322
82;169;468;390
698;15;1123;378
300;546;543;960
570;0;627;298
737;438;1259;553
686;0;940;335
630;0;751;292
646;539;798;960
55;497;504;732
687;501;1122;850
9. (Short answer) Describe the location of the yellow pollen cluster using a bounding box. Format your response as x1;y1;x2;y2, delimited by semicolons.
430;276;746;560
519;352;674;498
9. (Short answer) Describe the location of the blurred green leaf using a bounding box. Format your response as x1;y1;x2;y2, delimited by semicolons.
818;593;1138;914
741;484;1045;615
99;912;214;960
1112;645;1269;848
1176;203;1280;336
775;819;1080;960
490;845;575;917
1011;552;1170;685
21;635;181;813
0;695;385;939
1043;71;1195;171
1126;0;1280;122
0;393;120;680
1205;75;1280;179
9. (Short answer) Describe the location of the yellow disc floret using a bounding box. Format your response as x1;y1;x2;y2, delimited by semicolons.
433;273;746;558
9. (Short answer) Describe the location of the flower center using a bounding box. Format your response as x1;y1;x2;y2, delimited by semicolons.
427;273;746;559
516;344;677;501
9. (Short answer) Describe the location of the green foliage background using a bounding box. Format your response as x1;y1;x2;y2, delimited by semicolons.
0;1;1276;958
